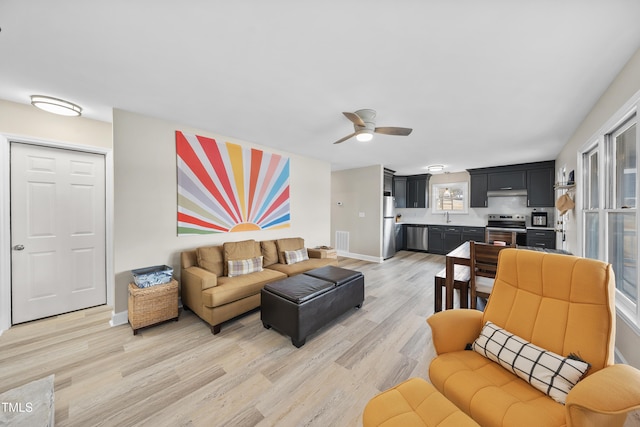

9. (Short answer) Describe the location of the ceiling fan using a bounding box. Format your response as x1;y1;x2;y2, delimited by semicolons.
333;109;413;144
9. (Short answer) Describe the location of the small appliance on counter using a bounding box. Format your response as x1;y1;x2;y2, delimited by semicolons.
531;211;548;227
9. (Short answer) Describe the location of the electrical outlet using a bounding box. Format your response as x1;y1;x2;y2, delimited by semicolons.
359;212;365;217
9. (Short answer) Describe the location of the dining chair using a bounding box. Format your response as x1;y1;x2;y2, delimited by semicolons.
469;241;508;309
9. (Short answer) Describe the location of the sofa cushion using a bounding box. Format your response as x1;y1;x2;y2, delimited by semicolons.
223;240;261;276
284;248;309;264
266;257;337;276
261;240;279;267
276;237;304;264
227;256;263;277
202;269;286;308
429;351;566;427
472;321;590;404
196;245;224;277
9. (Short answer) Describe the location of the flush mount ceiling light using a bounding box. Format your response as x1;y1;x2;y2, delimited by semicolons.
427;164;445;172
30;95;82;117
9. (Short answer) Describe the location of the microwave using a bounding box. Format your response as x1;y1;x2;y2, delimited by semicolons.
531;212;548;227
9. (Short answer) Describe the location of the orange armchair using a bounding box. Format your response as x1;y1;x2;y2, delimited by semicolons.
427;248;640;427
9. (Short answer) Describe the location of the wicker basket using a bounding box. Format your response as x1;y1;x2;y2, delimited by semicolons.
128;279;179;334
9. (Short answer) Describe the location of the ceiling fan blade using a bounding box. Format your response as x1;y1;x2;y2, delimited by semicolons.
333;132;358;144
343;112;366;127
374;126;413;136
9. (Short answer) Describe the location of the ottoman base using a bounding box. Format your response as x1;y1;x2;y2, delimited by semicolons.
261;267;364;347
363;378;480;427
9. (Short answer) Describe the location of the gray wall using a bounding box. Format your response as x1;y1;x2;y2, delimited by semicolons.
331;165;383;260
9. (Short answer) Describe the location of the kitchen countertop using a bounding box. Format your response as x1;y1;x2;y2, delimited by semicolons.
396;221;486;227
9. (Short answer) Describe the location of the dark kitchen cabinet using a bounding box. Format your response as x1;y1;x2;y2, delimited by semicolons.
443;226;463;253
462;226;485;243
407;175;429;208
488;170;526;191
395;174;430;208
468;161;555;208
527;167;555;207
470;173;488;208
526;229;556;249
428;225;444;254
393;176;407;208
428;225;464;254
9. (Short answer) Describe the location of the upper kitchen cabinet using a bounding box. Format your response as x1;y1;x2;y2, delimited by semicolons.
393;174;430;208
468;161;555;208
487;170;526;191
469;173;488;207
407;174;430;208
384;168;395;195
393;176;407;208
527;166;555;207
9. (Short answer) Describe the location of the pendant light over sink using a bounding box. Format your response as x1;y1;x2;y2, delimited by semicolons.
30;95;82;117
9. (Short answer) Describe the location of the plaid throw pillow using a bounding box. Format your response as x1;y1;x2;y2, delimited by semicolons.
472;321;590;404
284;248;309;265
227;256;263;277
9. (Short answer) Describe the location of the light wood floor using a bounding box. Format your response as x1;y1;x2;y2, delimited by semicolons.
0;251;443;426
1;250;639;427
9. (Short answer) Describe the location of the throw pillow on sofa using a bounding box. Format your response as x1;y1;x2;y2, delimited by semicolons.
223;240;261;276
227;256;264;277
276;237;305;264
284;248;309;265
472;321;590;404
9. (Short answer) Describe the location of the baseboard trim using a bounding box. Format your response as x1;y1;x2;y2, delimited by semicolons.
110;310;128;327
337;251;383;263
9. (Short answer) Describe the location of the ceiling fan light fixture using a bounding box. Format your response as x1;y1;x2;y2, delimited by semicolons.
427;164;445;172
356;131;373;142
30;95;82;117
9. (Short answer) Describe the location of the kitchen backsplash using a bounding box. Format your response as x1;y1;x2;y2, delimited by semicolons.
396;195;555;226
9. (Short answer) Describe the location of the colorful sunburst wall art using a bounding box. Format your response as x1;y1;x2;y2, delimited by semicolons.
176;130;291;235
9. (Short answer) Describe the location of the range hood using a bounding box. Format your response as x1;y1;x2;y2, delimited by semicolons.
487;189;528;197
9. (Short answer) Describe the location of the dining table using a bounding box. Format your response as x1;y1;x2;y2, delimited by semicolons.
444;241;470;310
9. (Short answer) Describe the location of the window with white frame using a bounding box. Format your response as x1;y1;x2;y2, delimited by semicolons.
431;182;468;214
581;109;638;327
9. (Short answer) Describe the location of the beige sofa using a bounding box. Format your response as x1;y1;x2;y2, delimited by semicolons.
180;237;338;334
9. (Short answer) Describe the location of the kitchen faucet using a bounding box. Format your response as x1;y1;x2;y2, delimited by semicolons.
445;211;451;223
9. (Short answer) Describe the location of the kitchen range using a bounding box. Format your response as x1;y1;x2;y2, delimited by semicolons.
485;214;527;246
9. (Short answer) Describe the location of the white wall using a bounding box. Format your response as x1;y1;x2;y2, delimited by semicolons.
555;47;640;369
331;165;383;261
113;109;331;313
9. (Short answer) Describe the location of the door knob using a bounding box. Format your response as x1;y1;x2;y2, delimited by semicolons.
13;244;24;251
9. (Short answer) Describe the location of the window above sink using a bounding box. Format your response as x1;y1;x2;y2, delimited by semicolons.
432;182;469;214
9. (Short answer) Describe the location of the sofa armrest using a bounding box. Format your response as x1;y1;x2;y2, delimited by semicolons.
181;266;217;313
182;266;217;290
427;309;484;355
565;364;640;427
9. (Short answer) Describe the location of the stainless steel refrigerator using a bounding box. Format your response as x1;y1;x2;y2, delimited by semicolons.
383;196;396;259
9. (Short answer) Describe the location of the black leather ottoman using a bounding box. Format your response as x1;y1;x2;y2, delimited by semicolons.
261;267;364;347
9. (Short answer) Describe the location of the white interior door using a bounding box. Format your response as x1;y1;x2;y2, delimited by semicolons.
11;143;106;324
